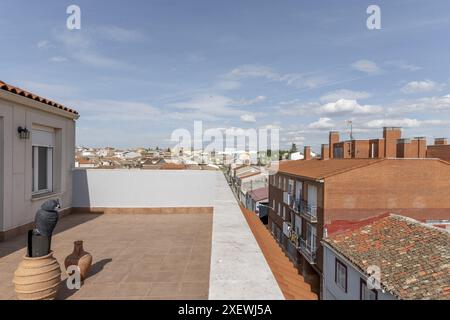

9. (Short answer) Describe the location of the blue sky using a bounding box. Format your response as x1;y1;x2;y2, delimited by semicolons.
1;0;449;150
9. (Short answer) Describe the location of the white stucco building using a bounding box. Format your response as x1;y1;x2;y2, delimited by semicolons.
0;80;79;240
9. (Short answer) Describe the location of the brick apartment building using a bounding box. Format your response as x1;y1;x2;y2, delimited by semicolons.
327;127;449;161
427;138;450;162
268;154;450;296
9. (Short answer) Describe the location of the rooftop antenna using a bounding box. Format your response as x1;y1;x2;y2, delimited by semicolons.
346;120;354;140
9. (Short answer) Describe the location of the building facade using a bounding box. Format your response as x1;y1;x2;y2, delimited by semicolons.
0;81;78;240
268;157;450;296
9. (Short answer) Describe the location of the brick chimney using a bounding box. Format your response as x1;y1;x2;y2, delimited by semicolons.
434;138;448;145
304;146;311;160
329;131;340;159
321;144;329;160
396;138;411;158
414;137;427;158
384;127;402;158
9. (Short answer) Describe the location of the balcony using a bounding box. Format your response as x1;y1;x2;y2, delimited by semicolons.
300;200;318;223
291;198;301;214
299;237;317;265
283;192;292;205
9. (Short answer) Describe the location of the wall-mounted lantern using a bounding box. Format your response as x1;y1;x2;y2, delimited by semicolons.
18;126;30;140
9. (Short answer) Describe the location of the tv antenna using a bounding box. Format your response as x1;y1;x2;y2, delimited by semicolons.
346;120;354;140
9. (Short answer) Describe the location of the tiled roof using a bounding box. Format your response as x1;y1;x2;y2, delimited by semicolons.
0;80;78;115
160;163;187;170
277;158;449;180
323;214;450;300
277;159;382;179
240;206;318;300
237;171;261;179
248;187;269;202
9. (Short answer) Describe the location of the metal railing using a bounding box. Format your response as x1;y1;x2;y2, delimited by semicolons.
300;200;318;223
299;237;317;264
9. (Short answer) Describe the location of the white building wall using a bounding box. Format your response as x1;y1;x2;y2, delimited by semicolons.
72;169;216;208
0;96;76;232
322;245;396;300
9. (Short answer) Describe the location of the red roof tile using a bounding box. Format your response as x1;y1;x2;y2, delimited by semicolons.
323;214;450;300
277;158;449;180
248;187;269;202
0;80;78;115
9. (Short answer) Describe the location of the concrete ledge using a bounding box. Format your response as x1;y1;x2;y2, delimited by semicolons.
208;172;284;300
71;207;213;214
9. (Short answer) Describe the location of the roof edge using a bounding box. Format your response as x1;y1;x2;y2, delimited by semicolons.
0;89;79;120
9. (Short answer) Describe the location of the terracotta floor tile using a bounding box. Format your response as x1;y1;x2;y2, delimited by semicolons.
153;271;184;283
180;282;209;296
114;282;152;297
0;213;213;300
183;269;210;282
147;282;182;297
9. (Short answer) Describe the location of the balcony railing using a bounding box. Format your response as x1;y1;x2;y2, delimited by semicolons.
291;198;301;213
300;200;318;223
299;237;317;264
283;192;292;205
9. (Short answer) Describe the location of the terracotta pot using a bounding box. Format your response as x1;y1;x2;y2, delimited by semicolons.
64;241;92;281
13;251;61;300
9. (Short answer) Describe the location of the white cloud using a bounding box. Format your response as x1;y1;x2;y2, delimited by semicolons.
214;80;241;91
385;60;421;71
308;117;335;130
351;60;381;74
240;114;256;123
236;95;266;106
365;118;448;128
50;56;68;63
387;94;450;114
18;81;78;100
55;30;127;69
171;94;266;122
37;40;52;49
226;65;278;80
225;65;327;89
70;99;160;121
320;89;371;103
94;26;146;42
401;80;443;94
318;99;382;116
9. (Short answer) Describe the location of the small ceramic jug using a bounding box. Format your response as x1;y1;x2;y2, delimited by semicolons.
64;241;92;281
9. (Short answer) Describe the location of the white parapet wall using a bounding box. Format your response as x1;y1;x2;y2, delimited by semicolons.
209;172;284;299
72;169;216;208
72;168;284;299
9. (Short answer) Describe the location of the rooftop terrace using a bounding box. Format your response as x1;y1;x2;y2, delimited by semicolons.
0;170;316;300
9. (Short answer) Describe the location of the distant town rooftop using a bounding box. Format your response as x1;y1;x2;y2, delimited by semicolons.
323;214;450;300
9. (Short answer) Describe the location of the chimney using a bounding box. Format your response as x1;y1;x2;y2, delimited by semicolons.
434;138;448;145
414;137;427;158
304;146;311;160
329;131;340;159
321;144;329;160
396;138;411;158
384;127;402;158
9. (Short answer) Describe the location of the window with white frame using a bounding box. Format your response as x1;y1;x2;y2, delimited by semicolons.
32;128;54;195
335;259;348;292
278;202;281;216
282;206;286;220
